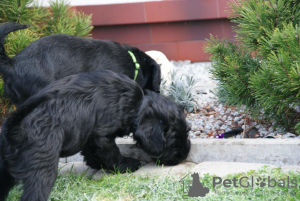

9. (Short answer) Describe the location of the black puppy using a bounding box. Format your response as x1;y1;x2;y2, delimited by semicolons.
0;22;161;106
0;70;190;201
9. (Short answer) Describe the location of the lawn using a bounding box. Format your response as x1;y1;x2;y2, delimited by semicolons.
7;166;300;201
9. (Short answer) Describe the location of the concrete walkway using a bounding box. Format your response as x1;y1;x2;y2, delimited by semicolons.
58;161;300;180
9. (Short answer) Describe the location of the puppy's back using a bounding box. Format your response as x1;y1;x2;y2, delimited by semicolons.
2;70;144;145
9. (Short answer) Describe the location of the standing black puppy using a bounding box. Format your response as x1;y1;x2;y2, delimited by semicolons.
0;70;190;201
0;22;161;106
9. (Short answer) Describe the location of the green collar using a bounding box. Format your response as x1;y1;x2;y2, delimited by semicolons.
128;51;140;81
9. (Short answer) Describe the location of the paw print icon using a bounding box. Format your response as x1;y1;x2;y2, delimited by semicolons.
256;177;266;187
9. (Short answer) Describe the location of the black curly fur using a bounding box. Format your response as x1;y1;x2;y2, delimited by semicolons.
133;90;191;165
0;70;190;201
0;22;161;106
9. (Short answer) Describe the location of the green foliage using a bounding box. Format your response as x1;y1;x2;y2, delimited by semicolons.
296;122;300;134
166;70;198;113
0;0;48;25
230;0;300;54
206;35;260;109
44;0;93;37
249;24;300;129
0;0;93;117
4;29;39;57
206;0;300;134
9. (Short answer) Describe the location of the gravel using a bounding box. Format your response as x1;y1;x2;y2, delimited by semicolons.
171;60;299;139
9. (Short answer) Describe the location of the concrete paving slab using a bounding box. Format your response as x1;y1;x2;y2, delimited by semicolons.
132;161;279;178
58;162;97;176
92;169;112;180
133;162;196;179
58;161;299;181
190;162;276;177
187;139;300;167
62;153;84;163
280;165;300;173
58;162;111;180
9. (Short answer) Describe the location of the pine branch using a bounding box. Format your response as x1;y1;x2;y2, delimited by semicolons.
278;57;291;81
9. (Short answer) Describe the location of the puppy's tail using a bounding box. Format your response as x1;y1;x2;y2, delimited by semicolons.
0;22;28;76
0;22;28;43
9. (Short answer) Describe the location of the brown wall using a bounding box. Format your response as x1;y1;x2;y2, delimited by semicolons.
75;0;235;62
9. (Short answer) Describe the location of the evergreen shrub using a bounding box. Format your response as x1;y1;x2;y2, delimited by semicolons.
205;0;300;134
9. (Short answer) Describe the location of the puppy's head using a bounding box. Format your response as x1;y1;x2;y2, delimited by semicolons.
133;90;191;165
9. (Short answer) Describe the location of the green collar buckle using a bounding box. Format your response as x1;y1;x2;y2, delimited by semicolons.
128;51;140;81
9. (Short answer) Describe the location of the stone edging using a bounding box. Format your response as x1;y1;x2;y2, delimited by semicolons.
60;139;300;167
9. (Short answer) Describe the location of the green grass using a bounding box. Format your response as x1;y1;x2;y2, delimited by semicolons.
7;166;300;201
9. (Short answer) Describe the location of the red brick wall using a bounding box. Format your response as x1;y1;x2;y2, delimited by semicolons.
75;0;235;62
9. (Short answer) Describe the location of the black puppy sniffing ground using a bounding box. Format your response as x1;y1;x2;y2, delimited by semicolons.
0;70;190;201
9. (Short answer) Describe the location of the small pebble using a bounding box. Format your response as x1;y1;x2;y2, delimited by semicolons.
283;133;296;138
238;119;245;125
233;117;241;123
232;111;239;116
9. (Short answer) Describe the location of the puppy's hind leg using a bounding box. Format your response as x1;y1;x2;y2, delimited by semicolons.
82;135;141;173
0;157;15;201
11;140;61;201
19;155;60;201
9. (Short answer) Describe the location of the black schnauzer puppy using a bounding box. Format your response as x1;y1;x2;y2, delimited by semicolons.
0;70;190;201
0;22;161;106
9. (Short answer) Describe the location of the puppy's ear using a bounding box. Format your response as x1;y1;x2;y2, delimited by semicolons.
133;114;166;157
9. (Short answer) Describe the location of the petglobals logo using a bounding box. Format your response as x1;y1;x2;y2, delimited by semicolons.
179;173;299;199
179;173;210;199
213;176;298;188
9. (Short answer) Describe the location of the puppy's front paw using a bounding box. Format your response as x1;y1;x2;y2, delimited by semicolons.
118;157;141;173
